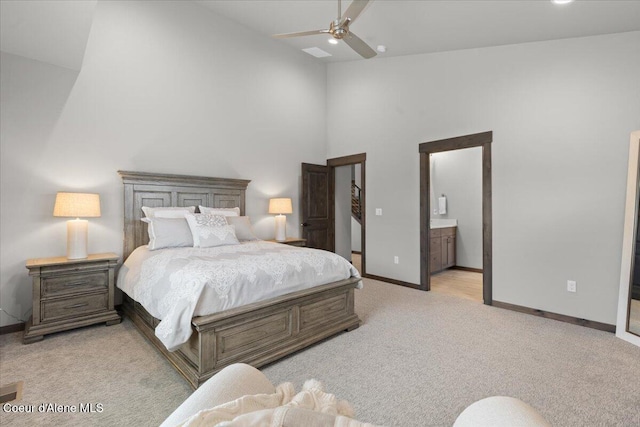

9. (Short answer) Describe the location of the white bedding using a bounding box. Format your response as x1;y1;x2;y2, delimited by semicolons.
117;241;361;351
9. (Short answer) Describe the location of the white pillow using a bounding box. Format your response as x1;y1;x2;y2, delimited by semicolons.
198;206;240;217
225;216;259;241
185;213;240;248
142;206;196;219
142;217;193;250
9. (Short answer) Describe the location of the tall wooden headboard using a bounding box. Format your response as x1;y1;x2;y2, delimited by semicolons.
118;171;251;260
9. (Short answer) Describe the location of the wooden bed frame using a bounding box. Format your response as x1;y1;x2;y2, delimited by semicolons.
118;171;361;389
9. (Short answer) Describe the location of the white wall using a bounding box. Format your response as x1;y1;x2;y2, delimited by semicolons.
335;165;352;261
327;32;640;324
431;147;482;269
3;2;637;329
351;218;362;252
0;0;327;326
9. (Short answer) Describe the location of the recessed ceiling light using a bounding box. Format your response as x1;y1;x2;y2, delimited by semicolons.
551;0;573;4
302;47;332;58
376;45;387;53
328;38;338;45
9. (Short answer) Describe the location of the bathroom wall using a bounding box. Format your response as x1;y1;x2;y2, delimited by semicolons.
431;147;482;269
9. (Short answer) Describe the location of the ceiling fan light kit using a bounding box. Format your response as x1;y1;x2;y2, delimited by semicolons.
273;0;377;59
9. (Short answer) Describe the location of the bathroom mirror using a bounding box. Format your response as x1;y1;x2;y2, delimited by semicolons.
617;130;640;346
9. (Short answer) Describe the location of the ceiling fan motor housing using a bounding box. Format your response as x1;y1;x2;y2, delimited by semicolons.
330;18;351;39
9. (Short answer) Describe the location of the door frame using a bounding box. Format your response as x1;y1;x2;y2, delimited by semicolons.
327;153;367;277
419;131;493;305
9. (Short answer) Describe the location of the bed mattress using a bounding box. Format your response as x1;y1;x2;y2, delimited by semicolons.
117;241;361;351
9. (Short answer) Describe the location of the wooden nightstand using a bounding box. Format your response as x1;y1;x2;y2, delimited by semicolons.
23;253;121;344
267;237;307;247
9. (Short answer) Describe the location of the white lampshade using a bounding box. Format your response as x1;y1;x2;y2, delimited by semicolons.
53;192;101;259
268;198;293;215
53;192;101;218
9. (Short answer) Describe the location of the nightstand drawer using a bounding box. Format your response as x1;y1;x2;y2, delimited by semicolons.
42;272;108;297
41;293;108;322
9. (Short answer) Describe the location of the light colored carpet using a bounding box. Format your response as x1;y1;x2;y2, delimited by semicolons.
262;278;640;426
2;278;640;426
0;316;192;426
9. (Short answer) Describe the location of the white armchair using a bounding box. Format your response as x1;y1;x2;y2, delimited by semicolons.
162;364;550;427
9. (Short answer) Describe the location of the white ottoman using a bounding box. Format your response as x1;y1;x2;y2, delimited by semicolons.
454;396;551;427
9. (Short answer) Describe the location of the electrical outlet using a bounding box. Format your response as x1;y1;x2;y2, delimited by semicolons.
375;208;382;216
567;280;577;293
394;256;399;264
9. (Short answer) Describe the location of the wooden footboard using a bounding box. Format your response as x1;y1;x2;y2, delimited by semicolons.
122;277;361;389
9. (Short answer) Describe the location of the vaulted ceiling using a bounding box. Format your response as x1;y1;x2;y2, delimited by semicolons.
1;0;639;69
198;0;640;61
0;0;97;70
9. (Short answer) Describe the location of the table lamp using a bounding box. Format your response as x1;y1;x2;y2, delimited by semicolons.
268;198;292;241
53;192;101;259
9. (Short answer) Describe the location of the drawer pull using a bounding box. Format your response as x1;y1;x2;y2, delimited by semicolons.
64;303;89;310
64;281;89;287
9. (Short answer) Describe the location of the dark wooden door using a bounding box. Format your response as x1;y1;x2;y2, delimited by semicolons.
301;163;333;251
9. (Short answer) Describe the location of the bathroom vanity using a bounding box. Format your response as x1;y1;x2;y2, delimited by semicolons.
430;219;457;274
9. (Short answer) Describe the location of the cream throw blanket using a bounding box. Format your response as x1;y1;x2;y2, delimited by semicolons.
178;380;380;427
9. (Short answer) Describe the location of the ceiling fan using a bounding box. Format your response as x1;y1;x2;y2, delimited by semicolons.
273;0;376;59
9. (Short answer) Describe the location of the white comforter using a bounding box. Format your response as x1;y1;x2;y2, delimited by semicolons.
117;241;361;351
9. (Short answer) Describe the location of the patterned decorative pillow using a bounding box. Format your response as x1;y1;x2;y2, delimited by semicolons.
185;213;240;248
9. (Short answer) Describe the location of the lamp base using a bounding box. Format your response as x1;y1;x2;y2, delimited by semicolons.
67;219;88;259
274;215;287;241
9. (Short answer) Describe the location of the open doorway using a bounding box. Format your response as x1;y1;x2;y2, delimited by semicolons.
328;154;366;276
419;132;493;305
301;153;366;276
333;163;363;275
429;147;483;302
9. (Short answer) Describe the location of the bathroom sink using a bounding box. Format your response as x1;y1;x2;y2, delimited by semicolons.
430;219;457;229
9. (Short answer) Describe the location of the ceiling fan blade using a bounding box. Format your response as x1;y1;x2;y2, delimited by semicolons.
273;29;330;39
342;0;371;23
343;32;377;59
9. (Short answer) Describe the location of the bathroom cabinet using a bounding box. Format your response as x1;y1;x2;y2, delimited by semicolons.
430;226;456;273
